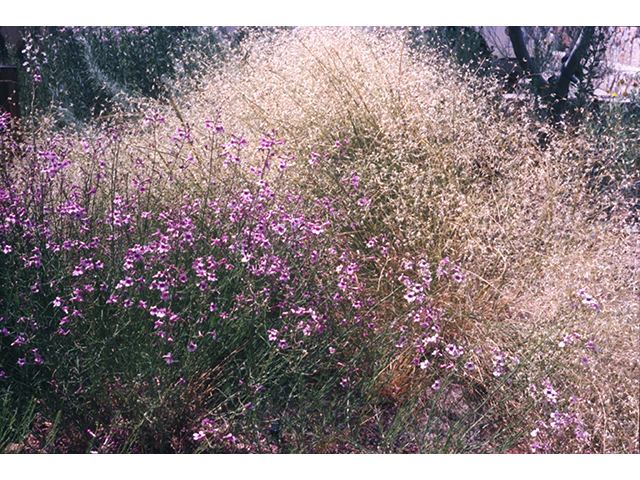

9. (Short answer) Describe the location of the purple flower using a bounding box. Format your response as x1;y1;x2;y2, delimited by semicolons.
308;223;325;235
350;173;359;190
17;358;26;367
162;352;176;364
543;385;558;404
222;433;237;444
11;334;26;347
401;258;414;270
357;196;371;207
32;348;43;364
345;263;359;275
273;223;286;235
452;270;465;283
106;295;119;304
403;288;418;303
149;306;166;318
188;341;198;353
144;110;165;124
578;289;600;311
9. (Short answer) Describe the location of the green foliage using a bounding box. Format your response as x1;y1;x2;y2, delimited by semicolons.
0;392;37;453
407;26;495;76
513;27;613;118
582;93;640;218
17;27;227;126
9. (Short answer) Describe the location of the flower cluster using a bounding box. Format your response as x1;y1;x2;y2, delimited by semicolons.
578;289;600;311
527;379;590;453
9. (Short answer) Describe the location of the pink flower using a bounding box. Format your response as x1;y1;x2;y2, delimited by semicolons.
308;223;324;235
345;263;359;275
401;259;414;270
32;348;43;364
273;223;286;235
223;433;236;444
543;385;558;404
357;196;370;207
162;352;176;364
188;341;198;353
452;270;465;283
149;306;166;318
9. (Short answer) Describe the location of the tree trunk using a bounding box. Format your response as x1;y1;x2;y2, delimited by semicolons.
507;26;596;121
506;27;550;94
552;27;595;116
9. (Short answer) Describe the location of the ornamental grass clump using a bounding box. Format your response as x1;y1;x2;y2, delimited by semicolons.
164;26;637;453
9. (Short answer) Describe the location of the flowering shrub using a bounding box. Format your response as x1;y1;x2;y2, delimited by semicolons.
1;112;508;452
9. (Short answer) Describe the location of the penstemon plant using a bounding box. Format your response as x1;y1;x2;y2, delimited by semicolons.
0;108;539;453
